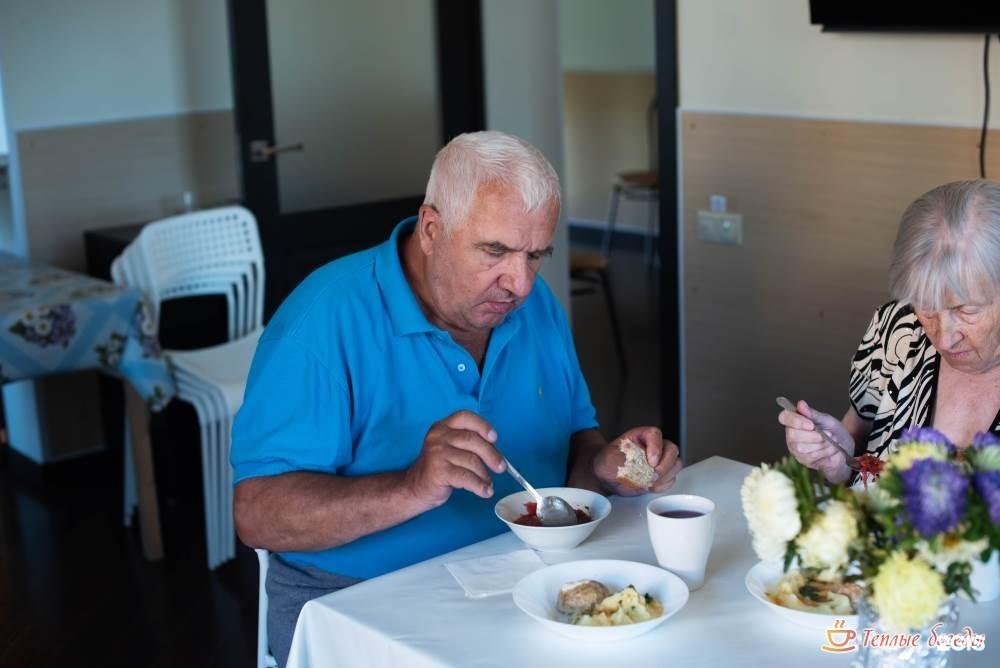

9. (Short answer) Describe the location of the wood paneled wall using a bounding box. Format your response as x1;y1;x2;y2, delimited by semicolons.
17;110;238;271
681;111;1000;466
12;111;238;459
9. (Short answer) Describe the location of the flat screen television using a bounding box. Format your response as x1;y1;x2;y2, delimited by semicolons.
809;1;1000;33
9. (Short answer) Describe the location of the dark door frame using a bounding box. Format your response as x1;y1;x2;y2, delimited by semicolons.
225;0;485;316
656;0;682;451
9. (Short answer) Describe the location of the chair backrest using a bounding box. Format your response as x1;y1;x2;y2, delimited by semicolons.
255;548;278;668
113;206;265;341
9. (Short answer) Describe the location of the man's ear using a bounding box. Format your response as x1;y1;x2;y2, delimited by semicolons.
416;204;442;253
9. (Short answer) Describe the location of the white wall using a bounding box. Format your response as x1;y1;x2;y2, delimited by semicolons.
680;0;999;128
483;0;570;313
0;0;231;132
559;0;655;72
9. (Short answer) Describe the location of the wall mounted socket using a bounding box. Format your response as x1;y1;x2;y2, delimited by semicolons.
697;210;743;246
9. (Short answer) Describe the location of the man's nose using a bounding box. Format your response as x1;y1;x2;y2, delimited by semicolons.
499;254;533;297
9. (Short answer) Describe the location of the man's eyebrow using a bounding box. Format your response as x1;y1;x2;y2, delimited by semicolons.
475;241;555;257
475;241;514;253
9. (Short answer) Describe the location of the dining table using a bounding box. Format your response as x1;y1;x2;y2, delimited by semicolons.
0;251;175;560
286;455;999;667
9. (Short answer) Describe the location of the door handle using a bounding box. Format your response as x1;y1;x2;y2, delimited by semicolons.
250;140;305;162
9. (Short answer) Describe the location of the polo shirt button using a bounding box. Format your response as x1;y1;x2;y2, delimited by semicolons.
457;363;467;372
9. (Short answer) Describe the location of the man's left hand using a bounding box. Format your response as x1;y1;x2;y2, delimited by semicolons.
592;426;683;496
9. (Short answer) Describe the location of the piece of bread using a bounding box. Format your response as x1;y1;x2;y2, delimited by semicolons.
615;437;656;490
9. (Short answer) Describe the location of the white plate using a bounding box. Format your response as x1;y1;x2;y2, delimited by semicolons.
512;559;689;642
745;560;858;630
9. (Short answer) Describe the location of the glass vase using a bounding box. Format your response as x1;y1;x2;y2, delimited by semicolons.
851;595;958;668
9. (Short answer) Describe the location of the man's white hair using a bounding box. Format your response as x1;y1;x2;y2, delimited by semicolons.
423;130;560;230
888;179;1000;310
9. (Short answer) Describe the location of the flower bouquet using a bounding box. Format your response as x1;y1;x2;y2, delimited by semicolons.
741;427;1000;635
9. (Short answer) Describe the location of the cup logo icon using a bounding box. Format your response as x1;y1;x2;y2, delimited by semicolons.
821;619;857;653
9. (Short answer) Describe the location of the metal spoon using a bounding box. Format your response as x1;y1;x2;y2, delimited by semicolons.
776;396;859;469
500;455;578;527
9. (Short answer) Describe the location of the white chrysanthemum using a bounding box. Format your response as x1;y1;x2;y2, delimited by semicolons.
741;466;800;561
751;534;788;562
917;536;989;572
795;500;858;580
855;484;898;512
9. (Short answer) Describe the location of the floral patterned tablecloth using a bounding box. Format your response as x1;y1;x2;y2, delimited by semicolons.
0;252;174;409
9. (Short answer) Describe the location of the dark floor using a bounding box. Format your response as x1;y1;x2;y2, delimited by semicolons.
0;236;659;668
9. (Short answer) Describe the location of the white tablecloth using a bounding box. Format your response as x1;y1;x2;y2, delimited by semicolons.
286;456;999;667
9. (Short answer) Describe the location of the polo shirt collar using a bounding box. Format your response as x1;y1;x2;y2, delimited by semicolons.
375;217;436;336
374;217;527;341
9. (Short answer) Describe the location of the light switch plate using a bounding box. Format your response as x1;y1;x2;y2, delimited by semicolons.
697;211;743;246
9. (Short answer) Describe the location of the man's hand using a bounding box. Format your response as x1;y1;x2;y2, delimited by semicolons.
403;410;506;510
592;426;683;496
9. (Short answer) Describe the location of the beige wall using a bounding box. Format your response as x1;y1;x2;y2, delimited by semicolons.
18;112;238;270
679;0;999;127
559;0;654;72
562;71;656;230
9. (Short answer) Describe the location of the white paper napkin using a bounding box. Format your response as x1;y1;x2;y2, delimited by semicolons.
444;549;546;598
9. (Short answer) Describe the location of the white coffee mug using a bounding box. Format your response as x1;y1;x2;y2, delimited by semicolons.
646;494;716;591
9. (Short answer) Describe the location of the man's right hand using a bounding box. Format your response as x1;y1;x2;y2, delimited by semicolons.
404;410;506;510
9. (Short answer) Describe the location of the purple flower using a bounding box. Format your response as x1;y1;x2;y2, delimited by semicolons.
898;426;956;451
975;472;1000;525
900;459;969;537
972;432;1000;449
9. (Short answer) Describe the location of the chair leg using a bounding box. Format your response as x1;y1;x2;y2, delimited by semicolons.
178;382;220;569
203;385;235;567
598;269;628;377
193;394;219;570
122;418;138;527
602;184;622;258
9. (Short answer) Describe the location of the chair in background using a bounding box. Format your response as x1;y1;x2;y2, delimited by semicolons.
569;249;628;377
112;205;264;569
255;548;278;668
602;97;659;266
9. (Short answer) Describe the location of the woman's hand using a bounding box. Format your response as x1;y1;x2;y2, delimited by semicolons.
777;399;854;483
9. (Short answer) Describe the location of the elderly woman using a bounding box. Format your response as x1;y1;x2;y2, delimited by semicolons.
779;179;1000;483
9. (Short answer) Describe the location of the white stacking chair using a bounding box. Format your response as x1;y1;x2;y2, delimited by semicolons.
256;548;278;668
112;206;265;569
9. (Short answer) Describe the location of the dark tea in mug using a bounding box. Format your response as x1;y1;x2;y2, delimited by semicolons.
657;509;704;519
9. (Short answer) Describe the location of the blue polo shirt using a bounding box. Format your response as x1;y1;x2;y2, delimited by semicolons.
231;217;597;579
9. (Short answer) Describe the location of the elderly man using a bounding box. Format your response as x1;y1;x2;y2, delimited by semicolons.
231;130;682;665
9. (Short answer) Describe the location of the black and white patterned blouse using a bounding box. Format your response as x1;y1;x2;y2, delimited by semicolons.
849;301;1000;458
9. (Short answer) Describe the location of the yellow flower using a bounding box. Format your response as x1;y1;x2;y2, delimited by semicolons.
887;443;947;472
795;500;858;580
871;552;946;631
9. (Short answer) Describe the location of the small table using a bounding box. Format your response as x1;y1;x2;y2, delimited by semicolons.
286;456;999;667
0;251;175;560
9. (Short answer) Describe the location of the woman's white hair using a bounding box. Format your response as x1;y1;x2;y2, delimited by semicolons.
888;179;1000;311
423;130;560;231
